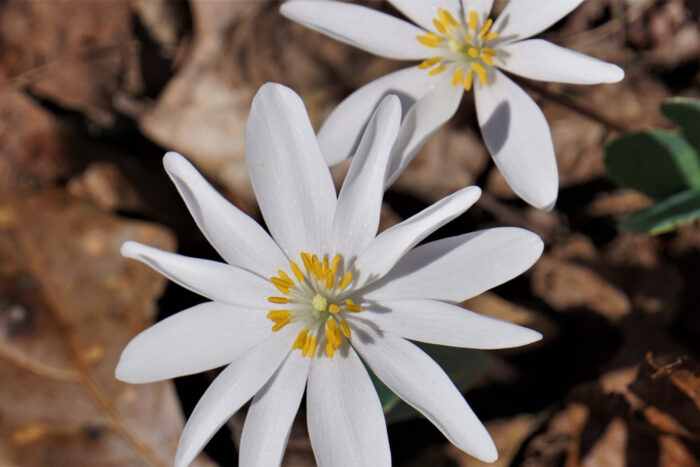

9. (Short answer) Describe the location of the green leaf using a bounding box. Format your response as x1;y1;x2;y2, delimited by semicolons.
660;97;700;154
604;130;700;200
370;344;493;424
620;189;700;235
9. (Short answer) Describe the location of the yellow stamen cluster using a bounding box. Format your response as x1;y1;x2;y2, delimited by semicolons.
266;252;363;359
416;7;499;91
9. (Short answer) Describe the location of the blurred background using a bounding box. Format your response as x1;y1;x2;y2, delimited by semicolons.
1;0;699;465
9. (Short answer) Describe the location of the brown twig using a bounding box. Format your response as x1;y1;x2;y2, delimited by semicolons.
0;345;79;381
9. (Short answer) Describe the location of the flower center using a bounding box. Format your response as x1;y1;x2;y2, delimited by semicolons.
416;8;499;91
266;252;363;358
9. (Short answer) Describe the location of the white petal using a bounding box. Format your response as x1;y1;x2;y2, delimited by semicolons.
353;186;481;288
174;332;293;467
462;0;495;20
499;39;624;84
385;75;464;186
163;152;287;275
115;302;271;384
493;0;583;42
306;344;391;467
351;324;497;462
364;227;543;302
387;0;461;33
365;299;542;349
280;0;430;60
121;241;272;308
318;66;438;166
239;352;310;467
332;95;401;260
474;69;558;210
246;83;337;257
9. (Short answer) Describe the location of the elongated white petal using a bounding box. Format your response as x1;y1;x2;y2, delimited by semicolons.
364;227;543;302
121;241;272;309
307;344;391;466
353;186;481;287
352;324;497;462
246;83;337;257
163;152;288;275
387;0;461;33
318;66;438;166
462;0;495;20
332;95;401;260
174;333;293;467
281;1;430;60
493;0;583;43
474;69;558;210
116;302;271;383
239;353;310;467
386;76;464;186
499;39;624;84
366;299;542;349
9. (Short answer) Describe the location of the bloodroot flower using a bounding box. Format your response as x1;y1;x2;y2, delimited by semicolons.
116;83;544;466
281;0;624;210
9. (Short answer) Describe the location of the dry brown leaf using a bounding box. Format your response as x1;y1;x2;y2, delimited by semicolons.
0;190;213;466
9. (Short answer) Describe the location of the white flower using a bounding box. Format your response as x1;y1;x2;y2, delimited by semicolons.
281;0;625;210
115;83;544;466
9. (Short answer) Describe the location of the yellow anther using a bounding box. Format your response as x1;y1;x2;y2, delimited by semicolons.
308;336;318;358
322;256;329;275
428;64;447;76
345;299;363;313
481;53;493;66
325;340;335;358
293;329;308;349
340;319;351;338
338;272;353;291
312;254;323;280
438;8;458;27
290;261;305;282
468;47;479;58
464;70;474;91
325;320;339;347
271;318;291;332
417;34;443;48
325;271;335;289
278;269;294;286
329;304;340;315
270;277;292;294
471;62;487;84
479;18;493;37
484;32;499;41
302;334;313;357
451;68;463;86
464;33;471;42
266;309;291;320
331;254;341;274
483;47;497;57
468;10;478;31
432;18;447;34
418;56;443;69
301;252;313;273
268;296;289;304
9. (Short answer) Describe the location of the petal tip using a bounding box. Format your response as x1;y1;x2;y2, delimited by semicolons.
120;241;141;259
163;151;188;174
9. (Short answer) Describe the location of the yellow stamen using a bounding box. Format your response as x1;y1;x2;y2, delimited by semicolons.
312;254;323;280
418;56;443;69
266;310;291;320
481;53;493;66
345;299;362;313
308;336;318;358
438;8;458;27
302;334;312;357
325;271;335;289
268;296;289;304
301;252;313;273
467;47;479;58
322;256;329;276
326;320;339;347
464;33;471;42
484;32;499;41
432;18;447;34
464;70;474;91
278;269;294;286
468;11;478;31
330;254;341;274
428;64;447;76
479;18;493;37
290;261;305;282
270;277;292;294
293;329;308;349
329;304;340;315
325;340;335;358
483;47;497;57
416;33;443;48
338;272;353;291
471;62;487;84
451;68;463;86
340;319;351;338
271;318;290;332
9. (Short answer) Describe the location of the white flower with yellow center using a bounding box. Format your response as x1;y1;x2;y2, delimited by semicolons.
281;0;625;210
115;83;544;466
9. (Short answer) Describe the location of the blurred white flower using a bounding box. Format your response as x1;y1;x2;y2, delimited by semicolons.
116;83;544;466
281;0;624;210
